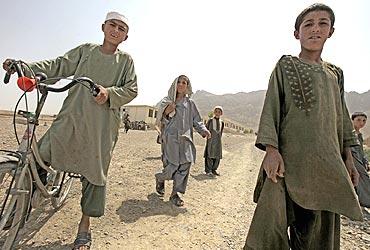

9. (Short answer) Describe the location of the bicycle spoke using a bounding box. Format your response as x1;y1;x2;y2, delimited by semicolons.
0;164;32;249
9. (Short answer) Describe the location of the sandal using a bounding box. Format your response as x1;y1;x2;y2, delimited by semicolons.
170;194;184;207
73;231;92;250
155;174;165;196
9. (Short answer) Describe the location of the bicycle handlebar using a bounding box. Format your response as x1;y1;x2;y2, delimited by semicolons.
4;59;22;83
3;60;100;97
40;77;100;96
4;72;11;84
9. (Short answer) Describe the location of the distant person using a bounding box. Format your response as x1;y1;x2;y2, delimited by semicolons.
3;11;137;250
154;75;211;206
244;3;362;249
123;113;131;133
351;112;370;208
119;106;125;123
204;106;224;176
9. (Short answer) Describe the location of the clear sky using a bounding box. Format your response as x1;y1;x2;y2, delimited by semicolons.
1;0;369;114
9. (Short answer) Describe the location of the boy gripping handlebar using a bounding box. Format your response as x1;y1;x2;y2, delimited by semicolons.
2;11;137;250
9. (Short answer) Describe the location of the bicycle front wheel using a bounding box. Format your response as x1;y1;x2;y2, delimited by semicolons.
0;161;32;250
51;171;73;209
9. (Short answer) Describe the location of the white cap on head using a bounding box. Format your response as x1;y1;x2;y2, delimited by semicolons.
214;105;223;114
105;11;129;28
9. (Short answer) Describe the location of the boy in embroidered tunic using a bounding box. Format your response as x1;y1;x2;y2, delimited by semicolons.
155;75;211;206
3;11;137;250
244;3;362;250
204;106;224;176
351;112;370;208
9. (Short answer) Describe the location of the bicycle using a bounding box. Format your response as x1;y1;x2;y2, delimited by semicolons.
0;60;100;249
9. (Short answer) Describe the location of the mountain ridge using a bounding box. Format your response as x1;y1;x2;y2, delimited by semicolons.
191;89;370;138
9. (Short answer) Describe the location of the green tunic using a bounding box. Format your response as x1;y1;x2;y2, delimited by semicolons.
32;43;138;186
254;55;362;220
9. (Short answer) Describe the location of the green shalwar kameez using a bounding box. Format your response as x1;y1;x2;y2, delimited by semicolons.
244;56;362;250
30;43;138;216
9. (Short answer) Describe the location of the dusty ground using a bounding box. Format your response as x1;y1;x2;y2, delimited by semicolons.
0;115;369;249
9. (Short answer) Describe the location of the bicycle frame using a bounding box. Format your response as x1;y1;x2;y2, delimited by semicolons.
1;60;98;248
0;91;60;224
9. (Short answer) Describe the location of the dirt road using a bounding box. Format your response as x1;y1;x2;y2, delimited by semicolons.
0;116;369;249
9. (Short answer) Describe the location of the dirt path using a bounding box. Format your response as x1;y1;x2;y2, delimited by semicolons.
0;116;369;249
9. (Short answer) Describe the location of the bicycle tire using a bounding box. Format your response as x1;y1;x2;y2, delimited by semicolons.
0;162;32;250
51;171;73;209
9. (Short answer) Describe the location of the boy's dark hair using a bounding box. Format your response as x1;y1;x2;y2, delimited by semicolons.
295;3;335;31
351;112;367;120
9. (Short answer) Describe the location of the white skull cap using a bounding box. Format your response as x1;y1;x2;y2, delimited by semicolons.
214;106;223;114
105;11;129;28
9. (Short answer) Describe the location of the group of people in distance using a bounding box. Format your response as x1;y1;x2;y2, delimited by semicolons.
2;2;369;250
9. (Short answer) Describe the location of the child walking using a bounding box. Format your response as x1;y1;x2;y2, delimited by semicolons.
204;106;224;176
244;3;362;249
155;75;210;206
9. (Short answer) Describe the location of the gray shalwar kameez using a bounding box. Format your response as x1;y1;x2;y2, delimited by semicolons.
351;132;370;207
204;117;224;173
155;77;207;194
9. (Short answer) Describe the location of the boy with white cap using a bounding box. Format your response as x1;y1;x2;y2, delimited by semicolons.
204;106;224;176
3;11;137;250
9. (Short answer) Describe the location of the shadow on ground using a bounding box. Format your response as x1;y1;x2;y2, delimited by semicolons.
17;241;72;250
144;156;162;161
11;203;69;249
190;173;216;181
116;193;187;223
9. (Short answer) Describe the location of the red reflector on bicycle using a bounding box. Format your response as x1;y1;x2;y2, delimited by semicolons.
17;77;36;92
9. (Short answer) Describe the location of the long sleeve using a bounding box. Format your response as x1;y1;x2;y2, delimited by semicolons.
191;101;207;134
205;119;211;130
29;44;84;84
107;56;138;109
255;63;284;151
337;69;357;148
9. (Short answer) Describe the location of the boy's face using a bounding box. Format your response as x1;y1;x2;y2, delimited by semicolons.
353;116;367;130
214;109;222;118
176;78;188;95
294;10;334;52
102;19;128;46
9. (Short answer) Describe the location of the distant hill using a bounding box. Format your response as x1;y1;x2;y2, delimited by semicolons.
345;90;370;112
191;90;266;130
190;89;370;139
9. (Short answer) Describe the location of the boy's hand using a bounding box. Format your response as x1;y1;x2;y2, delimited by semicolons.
164;103;176;116
343;147;359;186
95;85;109;105
345;159;359;187
2;59;15;74
202;129;211;139
262;145;285;183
